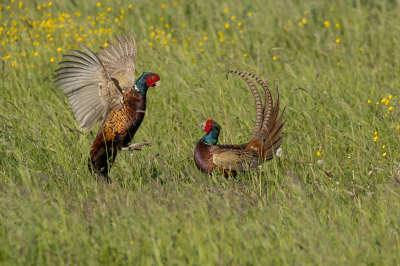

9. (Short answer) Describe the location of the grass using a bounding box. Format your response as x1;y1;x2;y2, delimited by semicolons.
2;0;400;264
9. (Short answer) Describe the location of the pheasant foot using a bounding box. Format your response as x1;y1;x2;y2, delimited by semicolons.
120;142;152;151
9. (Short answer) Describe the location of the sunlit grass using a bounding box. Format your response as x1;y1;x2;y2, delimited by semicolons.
2;0;400;264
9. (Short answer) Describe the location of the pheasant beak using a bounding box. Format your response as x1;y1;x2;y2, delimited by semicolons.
198;122;206;130
155;81;160;87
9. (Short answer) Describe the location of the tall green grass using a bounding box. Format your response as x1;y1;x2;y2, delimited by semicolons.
2;0;400;264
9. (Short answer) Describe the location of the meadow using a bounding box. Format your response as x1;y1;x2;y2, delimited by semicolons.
2;0;400;264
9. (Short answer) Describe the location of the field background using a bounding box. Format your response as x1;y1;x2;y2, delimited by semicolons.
2;0;400;264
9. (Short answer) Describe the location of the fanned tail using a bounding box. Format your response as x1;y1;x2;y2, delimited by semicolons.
227;71;285;162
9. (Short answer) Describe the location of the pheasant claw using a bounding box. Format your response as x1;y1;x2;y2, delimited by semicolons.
121;142;152;151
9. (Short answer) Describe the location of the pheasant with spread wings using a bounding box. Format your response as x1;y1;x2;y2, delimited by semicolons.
54;32;160;179
194;71;285;177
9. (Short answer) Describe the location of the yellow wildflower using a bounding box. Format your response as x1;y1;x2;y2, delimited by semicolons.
225;23;229;28
248;13;252;16
383;152;387;157
389;106;393;111
389;95;393;99
174;2;178;6
243;53;247;57
381;98;387;103
359;47;363;51
336;39;340;43
335;23;340;27
374;136;378;141
367;100;371;103
97;2;101;6
298;22;302;27
397;126;400;131
317;151;324;156
223;8;228;13
161;4;165;8
304;11;307;14
34;52;38;56
324;21;330;27
302;18;307;24
272;56;276;60
107;7;111;12
374;132;378;135
382;145;385;149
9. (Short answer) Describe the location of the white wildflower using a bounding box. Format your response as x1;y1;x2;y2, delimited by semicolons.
276;147;283;157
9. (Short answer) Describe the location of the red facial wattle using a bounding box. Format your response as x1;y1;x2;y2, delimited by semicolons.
146;74;160;87
204;119;214;133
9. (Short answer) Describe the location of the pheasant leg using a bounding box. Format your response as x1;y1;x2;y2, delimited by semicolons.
120;142;152;151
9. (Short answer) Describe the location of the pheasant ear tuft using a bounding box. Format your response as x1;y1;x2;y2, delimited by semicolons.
204;119;214;133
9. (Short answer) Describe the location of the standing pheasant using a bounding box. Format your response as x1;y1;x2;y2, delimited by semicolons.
194;71;285;177
54;32;160;179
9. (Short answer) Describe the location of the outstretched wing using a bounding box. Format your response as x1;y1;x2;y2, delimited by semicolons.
54;45;123;131
96;32;137;91
212;147;260;171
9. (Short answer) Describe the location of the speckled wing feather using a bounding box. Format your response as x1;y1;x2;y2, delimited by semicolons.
96;32;137;91
212;147;260;171
54;45;123;131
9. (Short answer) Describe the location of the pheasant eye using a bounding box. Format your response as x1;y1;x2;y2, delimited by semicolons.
151;76;155;80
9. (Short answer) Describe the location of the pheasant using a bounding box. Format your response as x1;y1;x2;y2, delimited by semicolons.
194;71;285;177
54;32;160;179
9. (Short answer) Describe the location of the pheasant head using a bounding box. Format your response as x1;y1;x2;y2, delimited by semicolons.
199;119;221;145
134;72;160;94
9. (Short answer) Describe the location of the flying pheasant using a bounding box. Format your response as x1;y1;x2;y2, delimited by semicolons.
54;32;160;179
194;71;285;177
